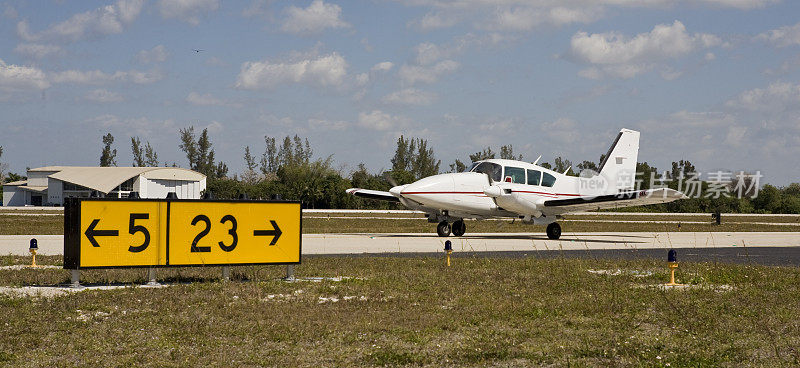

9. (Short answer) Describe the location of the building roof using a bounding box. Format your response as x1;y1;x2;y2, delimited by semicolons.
4;180;27;186
18;185;47;193
46;167;205;194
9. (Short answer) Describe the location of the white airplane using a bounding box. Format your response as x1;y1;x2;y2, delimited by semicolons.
346;129;685;239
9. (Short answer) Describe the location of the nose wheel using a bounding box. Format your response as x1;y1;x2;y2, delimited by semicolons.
437;221;451;237
546;222;561;240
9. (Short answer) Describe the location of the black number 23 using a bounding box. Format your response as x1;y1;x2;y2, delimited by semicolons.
191;214;238;252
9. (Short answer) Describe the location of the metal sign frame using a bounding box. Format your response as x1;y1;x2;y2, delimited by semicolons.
64;197;302;269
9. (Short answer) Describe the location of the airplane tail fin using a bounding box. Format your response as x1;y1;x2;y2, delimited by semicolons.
598;129;639;193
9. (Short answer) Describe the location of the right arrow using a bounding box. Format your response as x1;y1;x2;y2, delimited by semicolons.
253;220;282;246
84;219;119;247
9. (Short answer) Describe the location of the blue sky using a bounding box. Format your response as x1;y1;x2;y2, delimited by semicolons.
1;0;799;185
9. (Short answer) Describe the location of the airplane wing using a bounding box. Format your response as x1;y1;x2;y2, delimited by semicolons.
345;188;400;202
543;188;685;213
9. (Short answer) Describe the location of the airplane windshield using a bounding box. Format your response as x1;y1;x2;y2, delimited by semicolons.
471;162;502;182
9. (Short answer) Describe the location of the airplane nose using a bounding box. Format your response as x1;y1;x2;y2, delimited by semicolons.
389;185;406;197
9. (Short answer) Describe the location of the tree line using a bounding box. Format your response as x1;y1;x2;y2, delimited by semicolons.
2;132;800;213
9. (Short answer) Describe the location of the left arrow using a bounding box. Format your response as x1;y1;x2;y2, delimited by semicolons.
84;219;119;247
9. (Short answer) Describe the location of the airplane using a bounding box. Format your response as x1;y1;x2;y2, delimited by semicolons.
346;128;686;239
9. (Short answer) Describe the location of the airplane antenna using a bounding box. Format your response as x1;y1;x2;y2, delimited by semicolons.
533;155;542;165
562;166;571;175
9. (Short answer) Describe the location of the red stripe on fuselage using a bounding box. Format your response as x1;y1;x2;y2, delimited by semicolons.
401;190;581;198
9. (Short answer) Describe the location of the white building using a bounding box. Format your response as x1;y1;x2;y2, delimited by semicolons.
2;166;206;206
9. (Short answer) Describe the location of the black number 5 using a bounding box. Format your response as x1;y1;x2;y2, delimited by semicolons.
128;213;150;253
218;215;238;252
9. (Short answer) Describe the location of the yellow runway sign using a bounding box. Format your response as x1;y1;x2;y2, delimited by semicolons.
64;198;301;269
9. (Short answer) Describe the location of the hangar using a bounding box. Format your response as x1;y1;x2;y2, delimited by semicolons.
2;166;206;206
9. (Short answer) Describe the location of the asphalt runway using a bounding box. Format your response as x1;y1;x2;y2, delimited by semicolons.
3;232;800;265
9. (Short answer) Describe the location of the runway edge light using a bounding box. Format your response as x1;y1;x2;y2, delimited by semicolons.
666;249;682;286
29;238;38;267
444;240;453;267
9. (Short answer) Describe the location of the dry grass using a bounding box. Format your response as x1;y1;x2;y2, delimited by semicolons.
1;255;799;366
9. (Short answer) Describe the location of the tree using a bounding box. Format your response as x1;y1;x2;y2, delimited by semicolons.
411;138;440;179
242;146;259;184
260;136;277;174
391;135;414;173
178;126;227;179
469;147;495;162
131;137;144;166
100;133;117;167
499;145;522;160
669;160;697;180
636;162;659;190
179;127;198;169
552;156;572;174
449;159;467;173
0;146;6;185
144;142;159;166
576;160;598;174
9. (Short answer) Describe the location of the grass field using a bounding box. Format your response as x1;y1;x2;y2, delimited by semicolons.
1;212;799;235
1;255;799;366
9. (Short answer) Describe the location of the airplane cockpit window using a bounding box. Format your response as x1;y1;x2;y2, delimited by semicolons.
471;162;502;182
541;172;557;187
527;169;541;185
504;166;525;184
468;162;481;172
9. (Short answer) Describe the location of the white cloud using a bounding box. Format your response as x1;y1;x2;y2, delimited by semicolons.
206;57;228;67
3;4;18;19
242;0;273;18
13;43;64;59
85;89;123;103
235;53;348;90
51;69;163;85
158;0;219;25
308;118;348;130
567;20;721;79
186;92;243;108
725;81;800;112
135;45;168;64
0;59;50;91
371;62;394;72
398;60;459;85
17;0;143;43
484;6;600;32
357;110;406;130
280;0;350;35
409;11;459;31
403;0;779;33
540;118;581;144
382;88;437;106
757;22;800;47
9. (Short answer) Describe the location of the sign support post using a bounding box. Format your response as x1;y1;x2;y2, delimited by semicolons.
70;269;82;289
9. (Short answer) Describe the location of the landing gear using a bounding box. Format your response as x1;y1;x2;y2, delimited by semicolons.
437;221;451;237
546;222;561;240
451;220;466;237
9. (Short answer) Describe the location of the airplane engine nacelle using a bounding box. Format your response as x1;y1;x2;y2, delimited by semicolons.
493;191;544;218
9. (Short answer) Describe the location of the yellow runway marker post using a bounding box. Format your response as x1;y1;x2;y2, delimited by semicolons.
445;240;452;267
666;249;682;286
29;238;38;267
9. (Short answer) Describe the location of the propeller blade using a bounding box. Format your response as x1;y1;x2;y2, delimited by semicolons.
384;172;399;187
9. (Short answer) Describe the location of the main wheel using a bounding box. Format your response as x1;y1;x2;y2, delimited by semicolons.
436;221;451;237
546;222;561;240
452;220;466;236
